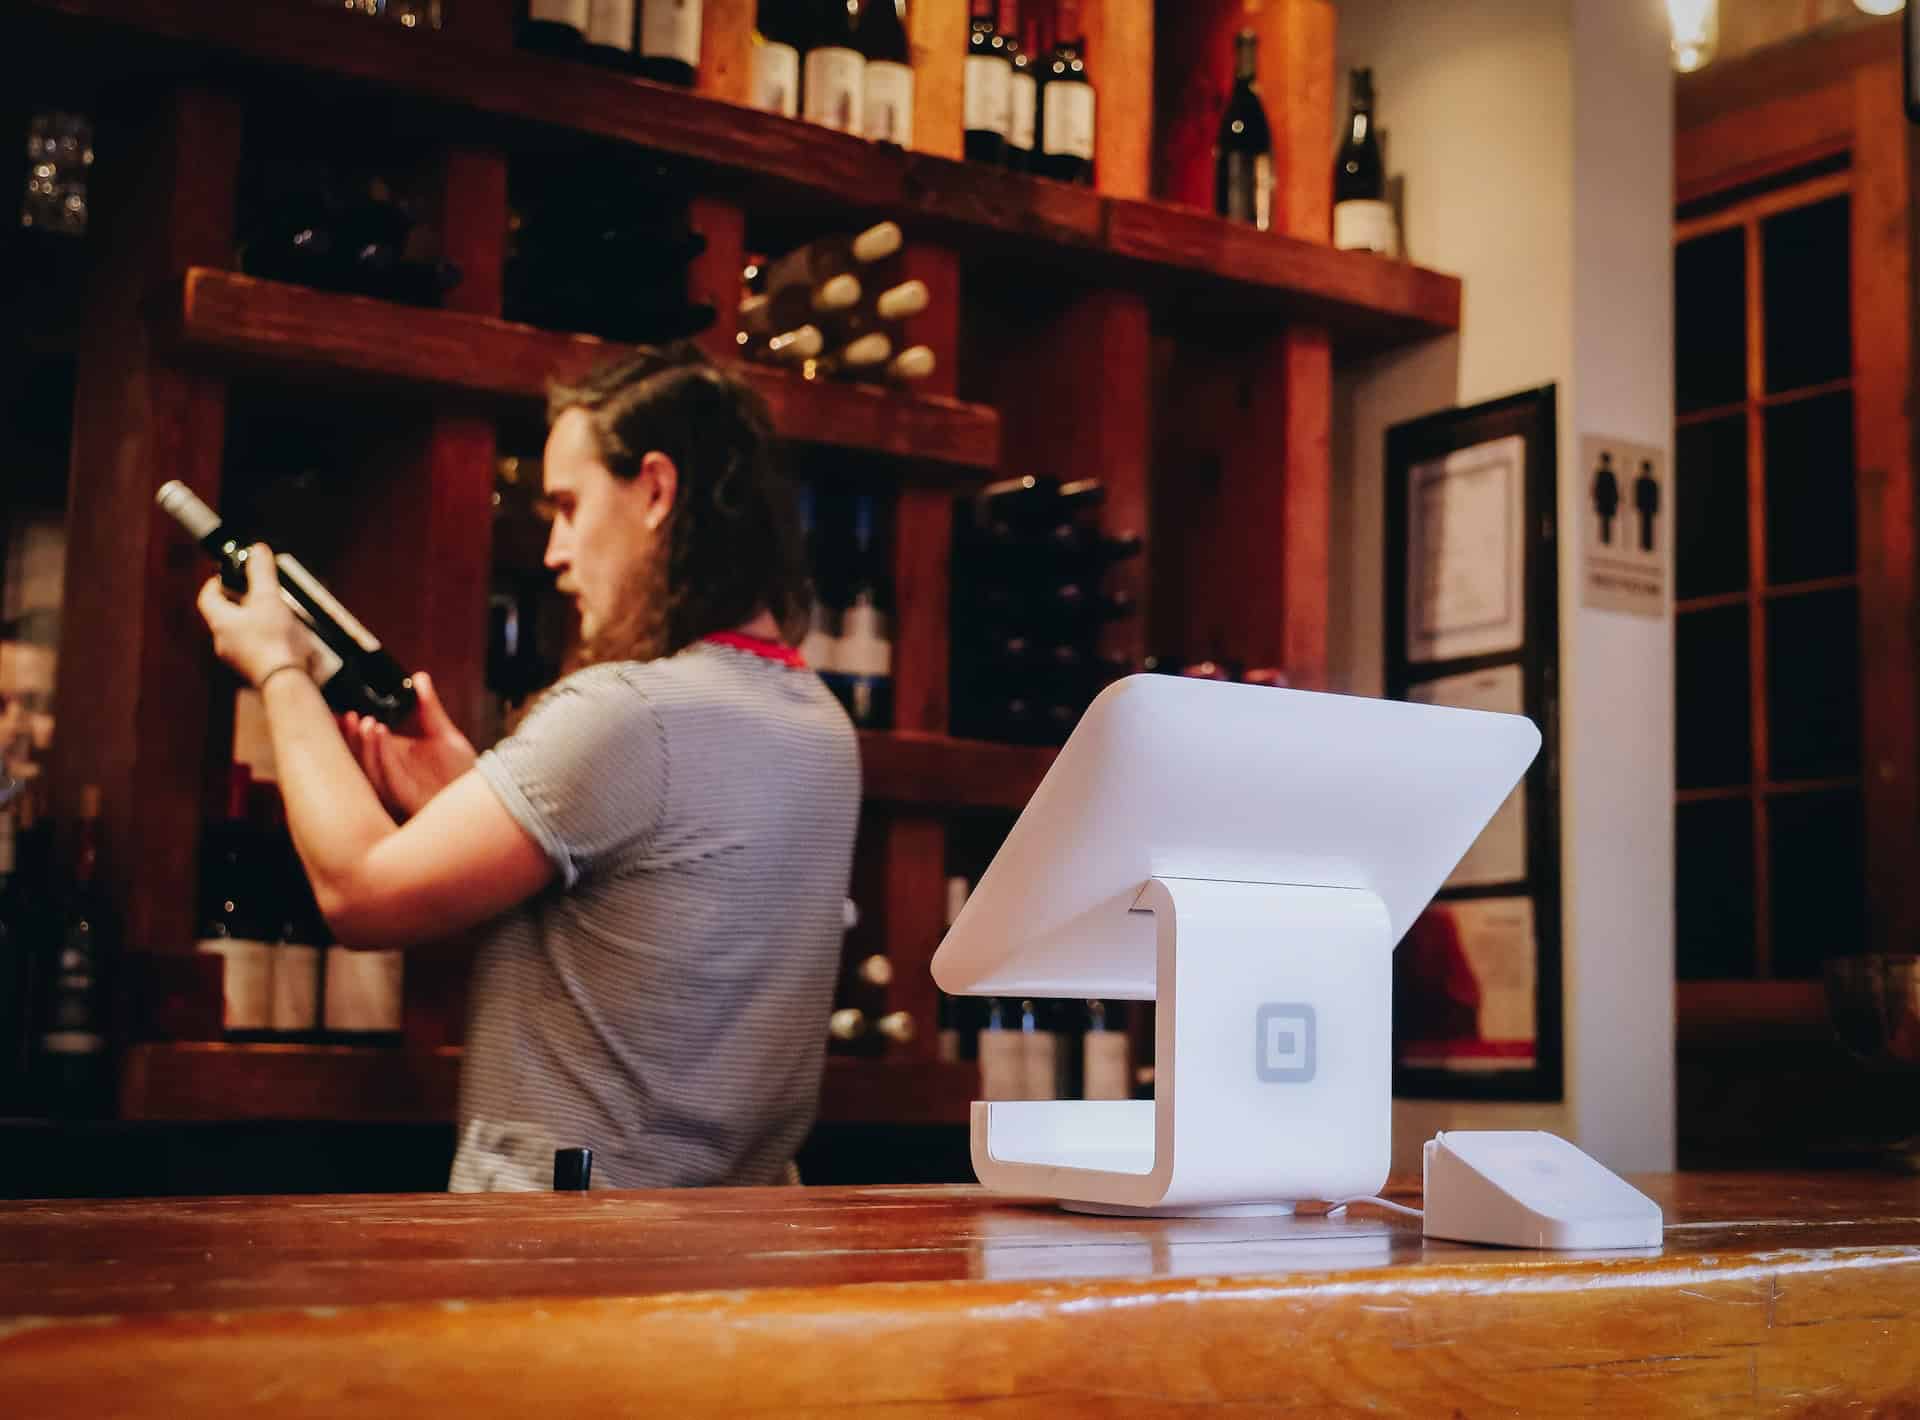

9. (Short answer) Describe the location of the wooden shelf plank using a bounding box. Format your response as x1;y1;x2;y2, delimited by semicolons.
120;1043;975;1128
857;731;1055;812
168;268;1002;474
22;0;1460;354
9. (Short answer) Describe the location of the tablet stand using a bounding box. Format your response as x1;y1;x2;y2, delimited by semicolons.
971;875;1396;1216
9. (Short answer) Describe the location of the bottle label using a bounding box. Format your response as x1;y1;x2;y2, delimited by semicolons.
1333;198;1398;256
1009;71;1036;151
1020;1030;1060;1100
585;0;634;50
199;938;274;1031
1083;1031;1131;1100
863;61;914;146
751;40;801;116
804;47;866;133
1042;81;1095;161
528;0;589;28
640;0;701;66
40;1029;104;1056
270;943;322;1033
978;1030;1024;1101
964;54;1011;136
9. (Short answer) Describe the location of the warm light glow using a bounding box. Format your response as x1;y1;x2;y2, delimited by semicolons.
1667;0;1719;72
1854;0;1905;16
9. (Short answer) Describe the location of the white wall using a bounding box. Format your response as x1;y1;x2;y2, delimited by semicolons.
1330;0;1675;1172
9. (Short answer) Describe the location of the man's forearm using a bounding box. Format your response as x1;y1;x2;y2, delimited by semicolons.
260;669;397;909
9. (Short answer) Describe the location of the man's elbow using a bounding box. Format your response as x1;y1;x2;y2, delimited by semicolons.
315;875;413;952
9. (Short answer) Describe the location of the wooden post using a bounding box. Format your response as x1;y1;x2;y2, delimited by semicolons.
55;88;242;956
908;0;967;159
697;0;756;106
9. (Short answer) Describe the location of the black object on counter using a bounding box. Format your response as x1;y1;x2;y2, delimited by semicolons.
553;1146;593;1191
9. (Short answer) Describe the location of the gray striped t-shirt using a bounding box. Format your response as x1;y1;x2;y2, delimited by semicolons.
449;639;860;1192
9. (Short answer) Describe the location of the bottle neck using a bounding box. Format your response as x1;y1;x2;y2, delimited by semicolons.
1234;36;1258;83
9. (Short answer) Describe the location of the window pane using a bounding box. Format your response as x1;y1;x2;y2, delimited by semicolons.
1768;788;1864;978
1676;228;1748;414
1675;415;1748;600
1677;605;1751;789
1677;798;1756;980
1766;587;1860;781
1764;391;1855;585
1763;195;1850;394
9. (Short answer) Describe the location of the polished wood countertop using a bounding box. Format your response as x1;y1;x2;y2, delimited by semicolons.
4;1173;1918;1416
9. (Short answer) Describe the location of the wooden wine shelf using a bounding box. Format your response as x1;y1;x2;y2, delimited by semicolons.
857;731;1055;813
119;1043;980;1128
19;0;1461;355
166;268;1004;475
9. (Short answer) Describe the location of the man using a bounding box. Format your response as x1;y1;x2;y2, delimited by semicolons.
196;346;861;1190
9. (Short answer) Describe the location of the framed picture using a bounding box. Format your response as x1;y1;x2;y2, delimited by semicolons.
1385;386;1563;1102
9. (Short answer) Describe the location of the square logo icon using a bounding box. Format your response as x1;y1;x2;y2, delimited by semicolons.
1255;1003;1316;1083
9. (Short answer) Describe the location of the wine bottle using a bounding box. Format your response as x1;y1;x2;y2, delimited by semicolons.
737;321;826;364
519;0;589;55
977;998;1023;1100
963;0;1010;164
582;0;637;68
34;785;113;1119
750;0;806;115
804;331;893;379
887;345;936;381
760;220;902;302
195;765;274;1039
638;0;703;86
823;276;928;349
739;274;864;339
156;482;419;726
269;826;325;1041
1214;30;1273;231
804;0;865;134
860;0;913;147
1038;3;1094;185
1081;999;1130;1099
1018;998;1060;1100
1333;67;1396;255
874;1010;915;1045
795;486;841;673
1004;1;1035;171
826;495;893;726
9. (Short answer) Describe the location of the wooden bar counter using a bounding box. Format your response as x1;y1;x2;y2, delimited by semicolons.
3;1173;1918;1416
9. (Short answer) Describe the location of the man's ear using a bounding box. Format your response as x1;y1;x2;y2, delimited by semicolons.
637;450;679;532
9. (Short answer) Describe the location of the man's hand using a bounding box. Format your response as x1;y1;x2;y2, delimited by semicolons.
195;544;310;690
342;671;477;820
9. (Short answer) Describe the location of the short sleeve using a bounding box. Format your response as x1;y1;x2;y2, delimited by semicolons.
475;664;668;890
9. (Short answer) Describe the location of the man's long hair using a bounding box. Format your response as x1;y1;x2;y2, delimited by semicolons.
546;345;812;668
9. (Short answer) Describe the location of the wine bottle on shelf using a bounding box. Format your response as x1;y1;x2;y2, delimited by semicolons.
1004;1;1035;171
519;0;589;55
796;486;841;672
803;331;893;379
1018;998;1060;1100
269;832;326;1042
860;0;913;147
34;785;114;1119
638;0;703;87
739;274;864;339
761;221;903;303
827;495;893;727
1082;999;1130;1100
1214;29;1273;231
195;765;274;1040
1038;3;1094;186
156;482;419;727
963;0;1010;164
804;0;866;134
977;998;1023;1100
823;276;928;349
887;345;936;382
1333;67;1396;255
737;321;825;364
581;0;637;68
750;0;807;115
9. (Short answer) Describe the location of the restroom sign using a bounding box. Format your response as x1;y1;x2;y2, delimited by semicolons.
1580;434;1667;618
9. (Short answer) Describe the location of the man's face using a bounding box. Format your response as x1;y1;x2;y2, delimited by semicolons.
541;408;665;644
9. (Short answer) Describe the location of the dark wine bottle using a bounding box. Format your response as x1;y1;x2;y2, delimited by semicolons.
519;0;589;55
1333;67;1394;254
760;220;901;300
156;481;419;726
804;0;866;134
1003;0;1035;171
1214;30;1273;231
34;785;114;1119
859;0;913;146
750;0;807;116
581;0;637;68
963;0;1010;164
1037;2;1094;185
638;0;703;86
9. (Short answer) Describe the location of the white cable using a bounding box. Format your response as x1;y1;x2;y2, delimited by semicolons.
1325;1195;1424;1220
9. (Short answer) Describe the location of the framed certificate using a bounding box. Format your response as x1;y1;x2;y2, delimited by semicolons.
1386;386;1563;1103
